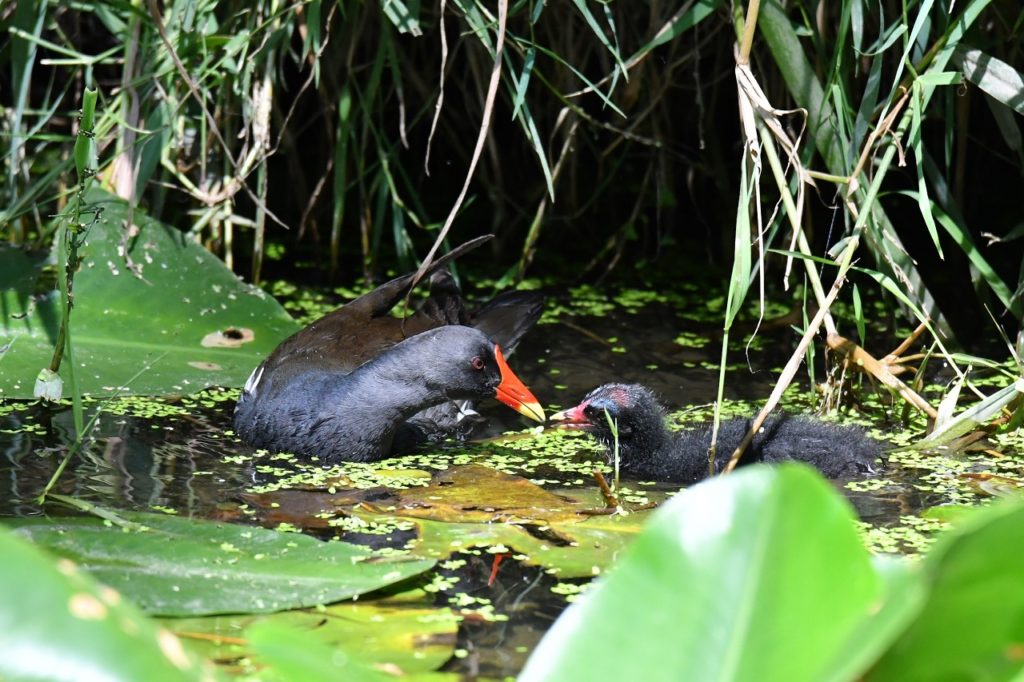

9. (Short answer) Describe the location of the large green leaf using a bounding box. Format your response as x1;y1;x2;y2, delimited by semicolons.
167;591;458;679
869;501;1024;681
0;188;300;398
519;464;921;682
0;525;215;682
246;619;397;681
8;511;435;617
243;464;651;578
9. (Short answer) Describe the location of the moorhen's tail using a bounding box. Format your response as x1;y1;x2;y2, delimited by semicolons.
362;235;493;318
472;291;544;354
251;235;494;376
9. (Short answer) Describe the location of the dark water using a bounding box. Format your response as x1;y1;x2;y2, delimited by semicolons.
0;297;1012;678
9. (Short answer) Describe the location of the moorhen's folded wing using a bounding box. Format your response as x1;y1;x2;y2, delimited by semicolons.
234;236;545;463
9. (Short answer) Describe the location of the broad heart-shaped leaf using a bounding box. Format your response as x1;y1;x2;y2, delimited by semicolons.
246;619;396;682
8;511;435;617
166;592;459;680
374;511;645;580
868;500;1024;682
242;465;650;578
0;525;215;682
519;464;917;682
0;188;300;398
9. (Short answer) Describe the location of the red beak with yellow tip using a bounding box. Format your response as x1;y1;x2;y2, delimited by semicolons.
493;346;545;422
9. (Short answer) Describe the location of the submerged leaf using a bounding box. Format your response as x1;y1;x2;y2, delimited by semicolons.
393;464;582;523
167;591;458;678
387;510;645;579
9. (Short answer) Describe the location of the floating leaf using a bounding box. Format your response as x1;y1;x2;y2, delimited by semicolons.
0;525;214;681
242;464;650;578
392;464;583;523
167;590;458;679
389;511;645;579
8;511;435;616
0;188;301;398
246;619;396;681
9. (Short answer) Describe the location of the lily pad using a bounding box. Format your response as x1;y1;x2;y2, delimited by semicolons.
242;464;587;528
8;511;435;616
392;511;647;578
241;464;650;577
390;464;584;523
245;620;397;681
166;590;459;679
0;188;300;398
0;525;215;681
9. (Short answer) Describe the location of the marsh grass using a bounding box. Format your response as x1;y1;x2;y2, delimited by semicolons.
2;0;1023;428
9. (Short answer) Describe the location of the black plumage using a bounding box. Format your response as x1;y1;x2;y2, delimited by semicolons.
234;236;545;462
552;384;882;483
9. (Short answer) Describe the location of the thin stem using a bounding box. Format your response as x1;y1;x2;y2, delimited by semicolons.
737;0;762;65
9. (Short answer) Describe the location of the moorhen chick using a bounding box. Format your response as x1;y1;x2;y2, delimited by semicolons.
234;236;545;463
551;383;883;483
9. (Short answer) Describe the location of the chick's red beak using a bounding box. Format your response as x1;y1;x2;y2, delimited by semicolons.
493;346;545;422
549;401;592;428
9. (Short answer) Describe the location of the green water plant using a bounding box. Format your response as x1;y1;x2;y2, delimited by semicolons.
0;525;216;682
0;189;300;398
519;463;1024;682
34;86;99;437
7;502;435;617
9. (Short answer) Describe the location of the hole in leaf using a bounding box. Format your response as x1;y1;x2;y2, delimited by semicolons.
201;327;254;348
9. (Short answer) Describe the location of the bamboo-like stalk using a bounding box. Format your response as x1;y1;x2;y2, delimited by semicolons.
39;86;98;437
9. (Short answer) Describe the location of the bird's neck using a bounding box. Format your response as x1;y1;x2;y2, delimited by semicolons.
330;359;441;420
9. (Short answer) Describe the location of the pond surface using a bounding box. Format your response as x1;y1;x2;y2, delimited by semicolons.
1;287;1020;678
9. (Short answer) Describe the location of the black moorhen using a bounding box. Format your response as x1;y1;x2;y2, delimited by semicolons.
234;236;545;463
551;383;882;483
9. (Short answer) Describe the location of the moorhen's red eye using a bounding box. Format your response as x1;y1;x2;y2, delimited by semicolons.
471;356;485;370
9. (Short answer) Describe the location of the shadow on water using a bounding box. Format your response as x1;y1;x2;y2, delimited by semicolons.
0;294;1018;678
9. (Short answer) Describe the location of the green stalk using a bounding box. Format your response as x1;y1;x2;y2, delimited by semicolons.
40;86;98;437
710;150;755;475
603;409;620;491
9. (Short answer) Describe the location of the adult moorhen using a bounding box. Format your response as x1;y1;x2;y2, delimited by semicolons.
234;236;545;463
551;383;882;483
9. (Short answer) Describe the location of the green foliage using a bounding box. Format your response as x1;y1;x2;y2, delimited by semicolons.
520;464;1024;682
7;509;435;617
0;189;300;398
0;525;215;682
169;594;460;679
3;0;1022;350
244;620;396;682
